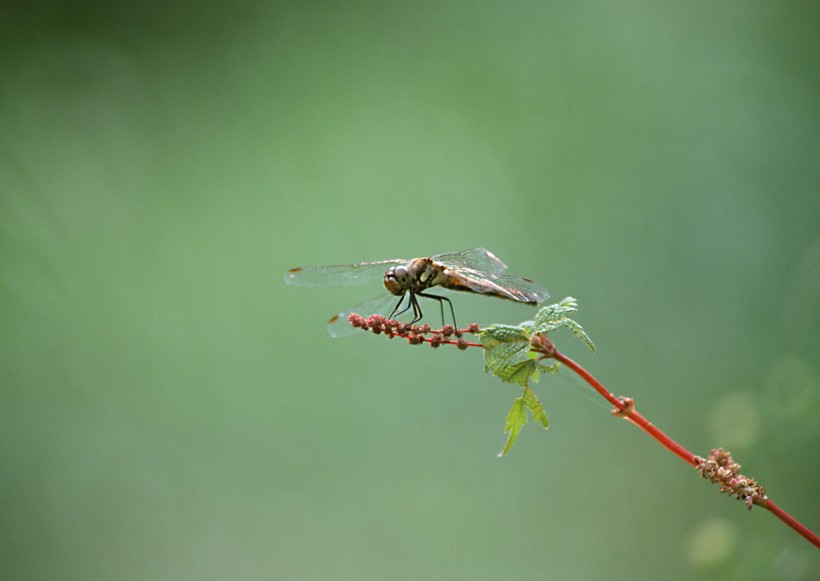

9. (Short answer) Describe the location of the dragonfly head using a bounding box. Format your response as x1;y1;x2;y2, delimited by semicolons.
384;265;411;296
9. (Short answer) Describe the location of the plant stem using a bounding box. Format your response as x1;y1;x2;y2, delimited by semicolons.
754;497;820;548
539;337;819;549
365;316;819;547
551;348;697;467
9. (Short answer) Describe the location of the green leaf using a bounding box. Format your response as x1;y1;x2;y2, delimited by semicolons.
498;396;527;457
498;387;550;456
522;386;549;428
479;324;531;349
495;359;539;387
534;296;579;330
533;296;596;353
561;318;596;353
479;323;538;385
539;361;561;375
482;340;530;373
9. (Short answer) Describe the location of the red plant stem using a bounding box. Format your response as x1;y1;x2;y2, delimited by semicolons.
370;319;818;546
428;338;484;348
755;498;820;548
551;349;697;466
545;343;820;549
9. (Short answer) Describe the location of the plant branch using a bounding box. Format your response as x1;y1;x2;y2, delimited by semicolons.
347;304;819;548
544;341;696;466
531;333;819;549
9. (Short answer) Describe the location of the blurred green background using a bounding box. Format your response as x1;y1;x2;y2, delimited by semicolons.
2;2;818;579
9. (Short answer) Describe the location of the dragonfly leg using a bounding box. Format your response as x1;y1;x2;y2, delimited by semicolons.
402;292;419;324
384;292;426;326
388;293;411;320
416;291;457;330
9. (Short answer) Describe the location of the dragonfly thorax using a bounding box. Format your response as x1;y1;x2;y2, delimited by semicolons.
383;258;445;296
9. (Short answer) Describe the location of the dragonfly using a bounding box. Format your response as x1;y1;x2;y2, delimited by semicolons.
283;247;549;337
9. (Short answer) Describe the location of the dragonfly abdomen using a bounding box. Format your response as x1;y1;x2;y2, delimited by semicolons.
441;271;542;304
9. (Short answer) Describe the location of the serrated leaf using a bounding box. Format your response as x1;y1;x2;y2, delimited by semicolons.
522;386;549;428
533;296;596;353
480;323;537;385
561;318;596;353
498;396;527;457
534;297;579;329
483;340;531;373
479;324;531;349
495;359;539;387
539;361;561;374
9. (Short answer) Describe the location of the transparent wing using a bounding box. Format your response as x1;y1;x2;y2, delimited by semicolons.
441;268;550;304
326;293;403;338
431;247;508;275
284;258;406;287
479;271;550;304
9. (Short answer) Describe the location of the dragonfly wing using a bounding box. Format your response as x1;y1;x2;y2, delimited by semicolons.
327;293;404;337
284;259;406;287
444;269;550;304
431;247;508;274
493;272;550;303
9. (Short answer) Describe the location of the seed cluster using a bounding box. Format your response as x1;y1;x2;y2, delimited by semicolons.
347;314;481;350
696;448;766;509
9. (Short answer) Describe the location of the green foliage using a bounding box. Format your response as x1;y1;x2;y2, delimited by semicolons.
479;297;595;455
480;323;535;387
498;386;548;457
534;297;596;353
499;395;527;457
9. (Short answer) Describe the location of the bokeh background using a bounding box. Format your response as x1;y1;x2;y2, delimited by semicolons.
2;2;818;579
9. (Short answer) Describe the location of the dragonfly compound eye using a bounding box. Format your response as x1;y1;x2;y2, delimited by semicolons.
384;265;410;296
